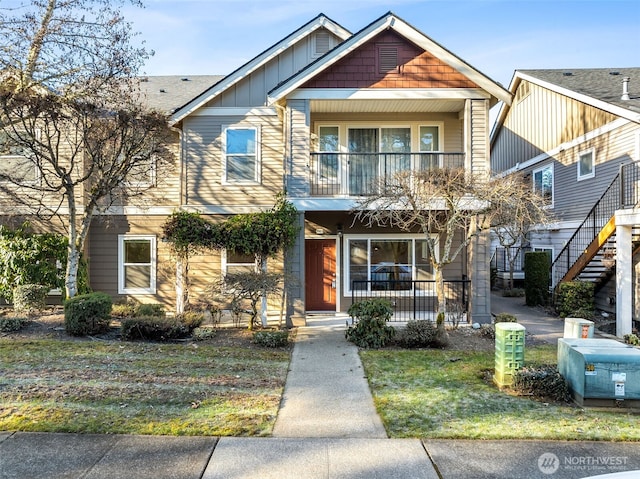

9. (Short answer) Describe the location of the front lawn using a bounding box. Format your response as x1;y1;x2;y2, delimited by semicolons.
361;344;640;441
0;338;290;436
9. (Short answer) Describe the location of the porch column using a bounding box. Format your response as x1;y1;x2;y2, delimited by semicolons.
286;211;307;326
615;210;635;337
469;219;492;324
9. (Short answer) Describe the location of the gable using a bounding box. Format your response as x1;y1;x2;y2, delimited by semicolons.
301;30;479;90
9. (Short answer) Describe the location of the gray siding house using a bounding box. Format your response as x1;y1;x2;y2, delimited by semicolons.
491;68;640;336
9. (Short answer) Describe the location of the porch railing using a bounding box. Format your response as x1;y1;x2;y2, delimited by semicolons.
492;247;530;273
310;152;465;196
351;278;470;322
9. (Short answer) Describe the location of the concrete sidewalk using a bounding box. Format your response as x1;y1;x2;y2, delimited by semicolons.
2;304;640;478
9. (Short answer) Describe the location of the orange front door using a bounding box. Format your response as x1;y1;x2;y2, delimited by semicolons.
305;239;337;311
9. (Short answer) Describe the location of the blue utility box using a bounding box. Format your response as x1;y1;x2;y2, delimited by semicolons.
558;338;640;407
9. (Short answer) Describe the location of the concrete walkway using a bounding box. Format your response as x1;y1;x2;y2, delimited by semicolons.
272;316;386;438
2;301;640;478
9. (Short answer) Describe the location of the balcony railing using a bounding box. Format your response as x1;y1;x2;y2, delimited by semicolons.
309;152;465;196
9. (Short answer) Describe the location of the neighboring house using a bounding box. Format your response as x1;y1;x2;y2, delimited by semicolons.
2;12;511;325
491;68;640;336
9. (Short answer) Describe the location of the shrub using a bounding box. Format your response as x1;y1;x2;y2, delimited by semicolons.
512;365;572;402
0;315;28;332
555;281;594;318
524;251;550;306
176;311;205;330
395;320;437;348
253;329;290;348
624;333;640;346
502;288;525;297
494;312;518;323
64;292;112;336
121;316;190;341
479;324;495;339
192;327;217;341
134;303;165;318
111;301;137;318
346;299;395;348
12;284;48;313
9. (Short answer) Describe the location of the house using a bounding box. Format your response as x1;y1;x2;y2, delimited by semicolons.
2;12;511;325
491;68;640;336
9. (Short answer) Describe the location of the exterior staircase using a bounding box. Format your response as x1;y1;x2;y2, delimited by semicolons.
551;161;640;294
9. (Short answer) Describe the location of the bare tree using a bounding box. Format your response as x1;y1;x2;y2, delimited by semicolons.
491;173;553;290
0;1;173;298
353;168;520;338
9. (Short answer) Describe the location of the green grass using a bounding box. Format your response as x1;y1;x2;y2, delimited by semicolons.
0;339;290;436
361;345;640;440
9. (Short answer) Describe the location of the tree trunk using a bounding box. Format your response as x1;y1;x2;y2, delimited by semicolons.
176;256;189;315
260;257;268;328
433;264;449;346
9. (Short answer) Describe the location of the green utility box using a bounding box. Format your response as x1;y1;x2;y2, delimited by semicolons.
494;322;526;387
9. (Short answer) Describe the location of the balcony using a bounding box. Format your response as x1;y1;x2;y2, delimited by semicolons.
309;152;465;196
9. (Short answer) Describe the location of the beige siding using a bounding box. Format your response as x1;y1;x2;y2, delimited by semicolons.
182;114;284;208
492;81;618;172
470;99;489;176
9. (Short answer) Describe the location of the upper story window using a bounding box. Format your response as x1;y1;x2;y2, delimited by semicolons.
0;130;38;184
123;155;156;188
577;148;595;180
223;126;259;184
118;235;156;294
533;163;554;207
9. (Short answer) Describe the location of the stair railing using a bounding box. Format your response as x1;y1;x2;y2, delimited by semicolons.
550;161;640;289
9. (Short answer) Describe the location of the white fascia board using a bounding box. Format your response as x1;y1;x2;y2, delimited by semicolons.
517;71;640;123
500;117;630;175
170;16;350;126
290;197;357;211
288;88;491;100
269;14;511;106
616;208;640;226
390;21;512;106
268;15;397;104
191;107;278;117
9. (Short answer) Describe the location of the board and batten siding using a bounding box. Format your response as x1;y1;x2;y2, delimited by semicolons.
206;28;343;109
286;100;311;197
182;113;284;208
492;81;618;173
519;122;638;223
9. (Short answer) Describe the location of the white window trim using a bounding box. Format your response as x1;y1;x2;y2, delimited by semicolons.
118;235;157;294
222;125;261;185
221;248;257;277
532;163;554;209
577;147;595;181
343;233;438;295
635;130;640;161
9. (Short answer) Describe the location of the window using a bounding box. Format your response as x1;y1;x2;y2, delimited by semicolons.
124;155;156;187
0;131;38;184
533;164;553;207
419;125;441;169
577;148;595;180
118;235;156;294
224;127;259;183
345;236;434;293
317;126;340;185
223;249;256;275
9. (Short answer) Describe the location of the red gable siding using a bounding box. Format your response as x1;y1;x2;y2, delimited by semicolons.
301;30;478;89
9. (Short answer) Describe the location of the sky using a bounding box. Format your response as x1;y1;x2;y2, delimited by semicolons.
126;0;640;90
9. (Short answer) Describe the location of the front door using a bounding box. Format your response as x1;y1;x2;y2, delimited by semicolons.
305;239;336;311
